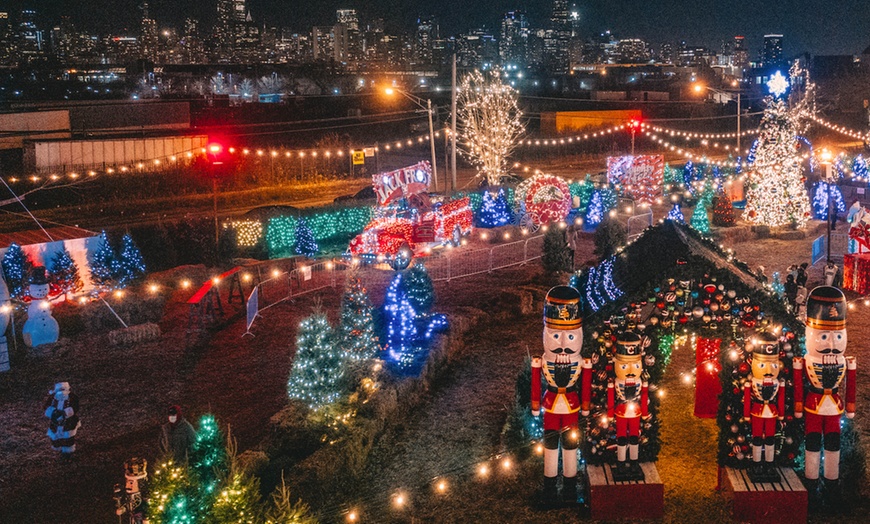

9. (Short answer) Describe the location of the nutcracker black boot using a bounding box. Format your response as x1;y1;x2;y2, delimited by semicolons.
541;476;559;506
561;475;578;504
821;478;843;514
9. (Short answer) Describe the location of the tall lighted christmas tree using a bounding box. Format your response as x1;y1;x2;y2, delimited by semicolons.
338;272;380;362
287;311;344;409
744;74;811;228
585;192;604;228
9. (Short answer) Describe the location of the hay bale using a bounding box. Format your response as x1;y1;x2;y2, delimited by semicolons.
107;323;161;346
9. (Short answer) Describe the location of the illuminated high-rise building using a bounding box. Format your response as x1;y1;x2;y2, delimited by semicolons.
762;34;783;67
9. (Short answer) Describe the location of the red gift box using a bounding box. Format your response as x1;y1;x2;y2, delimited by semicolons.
844;253;870;294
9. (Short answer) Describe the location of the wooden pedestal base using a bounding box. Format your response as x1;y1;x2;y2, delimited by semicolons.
720;466;807;524
586;462;663;520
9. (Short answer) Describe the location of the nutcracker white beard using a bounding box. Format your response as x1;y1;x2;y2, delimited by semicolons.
542;326;583;365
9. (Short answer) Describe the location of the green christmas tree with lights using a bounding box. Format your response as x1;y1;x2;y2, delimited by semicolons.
690;200;711;233
189;413;227;496
712;193;736;227
338;271;380;362
662;163;679;195
90;231;118;292
401;263;435;314
294;218;319;258
49;246;84;299
115;233;146;288
287;310;344;409
2;243;34;299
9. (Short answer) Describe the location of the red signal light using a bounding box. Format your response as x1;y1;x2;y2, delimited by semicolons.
629;119;642;130
208;143;222;155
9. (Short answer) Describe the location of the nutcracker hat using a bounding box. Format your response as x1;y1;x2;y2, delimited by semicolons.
124;457;148;479
752;331;780;358
30;266;48;286
614;331;642;359
543;285;582;330
806;286;846;330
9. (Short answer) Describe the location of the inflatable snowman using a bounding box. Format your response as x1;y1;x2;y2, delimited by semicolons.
22;266;59;348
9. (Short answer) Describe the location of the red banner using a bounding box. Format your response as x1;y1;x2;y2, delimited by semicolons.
694;337;722;418
372;161;431;206
606;155;665;205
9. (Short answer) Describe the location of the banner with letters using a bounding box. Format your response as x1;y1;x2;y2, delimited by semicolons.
607;155;665;204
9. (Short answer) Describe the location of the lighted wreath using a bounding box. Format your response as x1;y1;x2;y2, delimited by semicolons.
515;174;571;225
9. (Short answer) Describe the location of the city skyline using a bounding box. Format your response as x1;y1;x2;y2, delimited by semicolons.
3;0;869;57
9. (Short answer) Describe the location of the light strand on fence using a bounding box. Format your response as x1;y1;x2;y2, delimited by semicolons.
644;124;759;140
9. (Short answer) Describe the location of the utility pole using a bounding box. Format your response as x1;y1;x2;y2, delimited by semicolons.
451;53;457;193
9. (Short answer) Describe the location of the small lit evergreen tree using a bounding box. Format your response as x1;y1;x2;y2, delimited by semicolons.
2;243;34;299
265;475;318;524
476;188;513;227
585;192;604;228
712;194;736;227
115;234;146;288
294;218;318;258
189;413;227;495
49;246;84;299
383;273;421;370
593;217;627;259
90;231;117;292
662;163;679;195
338;272;380;362
287;311;344;409
401;263;435;314
542;226;570;274
690;200;711;233
667;203;685;223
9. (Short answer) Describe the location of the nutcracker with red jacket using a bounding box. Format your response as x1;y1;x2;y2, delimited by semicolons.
607;331;649;481
531;286;592;504
793;286;856;491
743;331;785;483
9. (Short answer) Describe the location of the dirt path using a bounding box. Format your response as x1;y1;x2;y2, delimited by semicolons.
658;339;732;523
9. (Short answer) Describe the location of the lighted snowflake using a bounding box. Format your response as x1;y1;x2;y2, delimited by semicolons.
767;71;789;98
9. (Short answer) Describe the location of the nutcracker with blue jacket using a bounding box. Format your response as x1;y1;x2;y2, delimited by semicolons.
793;286;856;493
743;331;785;483
607;331;649;481
531;286;592;504
44;381;81;458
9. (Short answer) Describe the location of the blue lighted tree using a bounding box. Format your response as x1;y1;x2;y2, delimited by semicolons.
115;234;146;288
90;231;118;292
811;181;845;221
294;218;319;258
2;243;34;299
477;188;513;227
383;273;422;371
585;192;604;229
667;203;685;223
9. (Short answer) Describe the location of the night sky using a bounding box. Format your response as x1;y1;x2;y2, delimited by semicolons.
13;0;870;56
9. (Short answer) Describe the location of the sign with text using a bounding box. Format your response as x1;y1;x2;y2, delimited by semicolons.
352;150;365;165
372;161;431;206
606;155;665;204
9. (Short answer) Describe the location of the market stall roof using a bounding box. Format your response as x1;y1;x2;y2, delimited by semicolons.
0;225;98;249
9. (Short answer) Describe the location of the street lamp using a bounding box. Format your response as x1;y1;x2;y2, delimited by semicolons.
628;118;641;156
693;81;743;153
385;87;438;191
819;148;835;262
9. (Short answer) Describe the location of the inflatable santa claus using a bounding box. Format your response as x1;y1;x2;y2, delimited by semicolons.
531;285;592;504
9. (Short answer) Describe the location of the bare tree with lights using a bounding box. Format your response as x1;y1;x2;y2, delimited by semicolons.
457;69;525;186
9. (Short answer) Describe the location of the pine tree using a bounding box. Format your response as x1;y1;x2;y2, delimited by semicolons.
294;218;318;258
206;431;263;524
712;194;736;227
543;226;570;274
667;203;685;223
383;273;421;371
90;231;117;292
189;414;227;495
576;175;596;212
401;263;435;314
287;312;344;409
338;272;380;362
2;243;33;299
662;163;679;195
585;192;604;228
744;95;811;228
147;459;195;523
265;475;318;524
593;217;627;258
49;246;84;299
811;181;845;221
690;199;711;233
115;234;146;288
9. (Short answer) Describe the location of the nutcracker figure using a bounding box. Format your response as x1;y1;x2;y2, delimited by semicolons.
743;331;785;483
607;331;648;481
113;457;149;524
793;286;856;497
531;286;592;504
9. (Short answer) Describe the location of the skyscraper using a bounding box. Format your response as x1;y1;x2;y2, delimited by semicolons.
548;0;570;74
732;35;748;69
499;11;528;65
414;15;438;66
762;34;783;67
139;1;158;61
